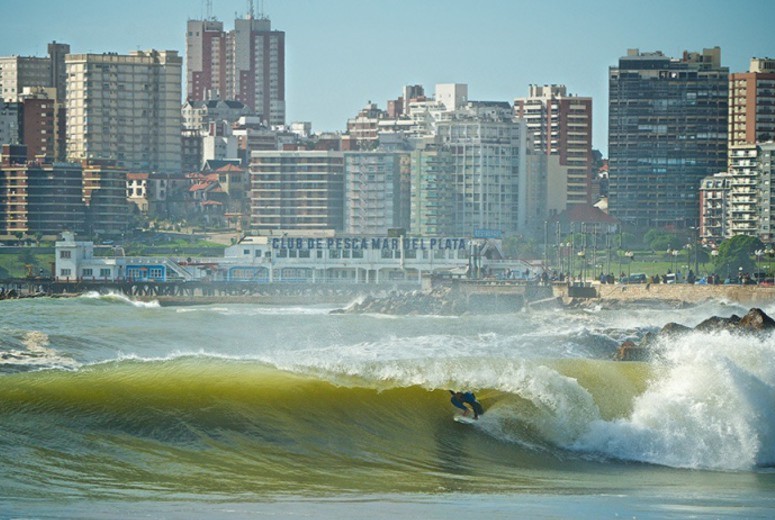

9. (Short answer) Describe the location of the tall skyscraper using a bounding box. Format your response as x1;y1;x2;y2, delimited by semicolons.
186;20;226;103
728;58;775;150
514;84;593;208
47;41;70;102
65;50;182;172
608;48;728;230
186;10;285;125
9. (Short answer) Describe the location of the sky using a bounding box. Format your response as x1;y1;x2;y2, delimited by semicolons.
1;0;774;155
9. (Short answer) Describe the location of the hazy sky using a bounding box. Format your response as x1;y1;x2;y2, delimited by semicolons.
2;0;773;155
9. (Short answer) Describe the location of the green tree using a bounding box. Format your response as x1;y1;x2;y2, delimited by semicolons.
502;236;538;259
643;229;679;252
713;235;763;276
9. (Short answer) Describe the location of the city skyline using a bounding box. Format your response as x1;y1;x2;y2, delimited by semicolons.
1;0;774;155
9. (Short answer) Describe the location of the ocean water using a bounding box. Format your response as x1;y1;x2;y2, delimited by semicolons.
2;292;775;518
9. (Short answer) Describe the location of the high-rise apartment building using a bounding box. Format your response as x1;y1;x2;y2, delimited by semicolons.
758;142;775;241
343;152;409;234
186;19;226;103
47;41;70;102
19;87;64;162
728;58;775;150
434;102;527;236
0;155;86;236
0;56;50;102
0;102;21;147
65;50;182;172
186;13;285;125
410;146;455;236
608;48;728;229
249;150;344;231
699;172;732;244
514;84;593;208
727;144;758;237
0;42;70;103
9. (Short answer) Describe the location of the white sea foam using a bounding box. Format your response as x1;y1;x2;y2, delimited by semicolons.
175;305;335;316
571;330;775;470
79;290;159;308
0;331;80;370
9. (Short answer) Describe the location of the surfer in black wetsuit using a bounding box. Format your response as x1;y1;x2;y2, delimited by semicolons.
449;390;484;419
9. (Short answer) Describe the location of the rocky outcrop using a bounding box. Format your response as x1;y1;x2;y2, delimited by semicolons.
614;308;775;361
331;286;463;315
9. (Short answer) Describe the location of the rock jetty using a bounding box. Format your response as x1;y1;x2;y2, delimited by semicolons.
614;307;775;361
331;286;462;315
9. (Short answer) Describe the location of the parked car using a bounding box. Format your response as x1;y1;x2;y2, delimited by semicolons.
665;273;683;283
628;273;647;284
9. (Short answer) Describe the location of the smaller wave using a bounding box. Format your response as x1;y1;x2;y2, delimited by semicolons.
0;331;80;372
175;305;335;316
79;291;159;308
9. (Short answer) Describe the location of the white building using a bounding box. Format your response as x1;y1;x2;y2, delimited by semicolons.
435;102;528;236
54;231;475;285
344;152;409;234
65;50;182;173
727;144;759;237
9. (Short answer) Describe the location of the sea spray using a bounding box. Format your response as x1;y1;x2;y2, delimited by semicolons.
571;329;775;470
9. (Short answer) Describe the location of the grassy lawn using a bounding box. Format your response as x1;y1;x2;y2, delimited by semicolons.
0;253;54;278
561;250;714;278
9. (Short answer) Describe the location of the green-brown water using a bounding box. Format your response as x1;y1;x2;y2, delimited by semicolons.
2;293;775;518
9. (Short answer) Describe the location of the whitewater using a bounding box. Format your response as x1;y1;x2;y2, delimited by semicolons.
2;293;775;518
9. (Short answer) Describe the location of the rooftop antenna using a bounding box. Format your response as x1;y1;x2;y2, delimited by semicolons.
205;0;213;20
247;0;254;19
257;0;265;19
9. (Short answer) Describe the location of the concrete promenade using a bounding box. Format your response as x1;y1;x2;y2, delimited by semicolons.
557;282;775;305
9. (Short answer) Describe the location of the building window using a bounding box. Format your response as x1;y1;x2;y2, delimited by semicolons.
60;250;71;259
100;268;111;277
60;268;71;277
82;268;93;277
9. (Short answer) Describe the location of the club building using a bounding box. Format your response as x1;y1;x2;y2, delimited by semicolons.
54;231;502;285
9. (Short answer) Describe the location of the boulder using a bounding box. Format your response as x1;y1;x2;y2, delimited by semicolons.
738;308;775;332
614;308;775;361
659;322;692;337
614;340;650;361
695;314;741;333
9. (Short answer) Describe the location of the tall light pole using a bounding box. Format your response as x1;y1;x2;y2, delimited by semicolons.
672;249;679;276
625;250;634;281
756;249;764;281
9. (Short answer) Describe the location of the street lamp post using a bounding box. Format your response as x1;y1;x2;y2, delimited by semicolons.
624;250;634;282
755;249;764;282
577;250;586;284
685;243;692;276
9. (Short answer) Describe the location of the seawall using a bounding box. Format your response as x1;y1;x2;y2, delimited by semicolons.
555;282;775;305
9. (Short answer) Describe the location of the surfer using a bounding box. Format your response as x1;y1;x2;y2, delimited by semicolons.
449;390;483;419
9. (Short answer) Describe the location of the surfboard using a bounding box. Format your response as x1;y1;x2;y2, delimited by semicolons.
453;415;477;424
